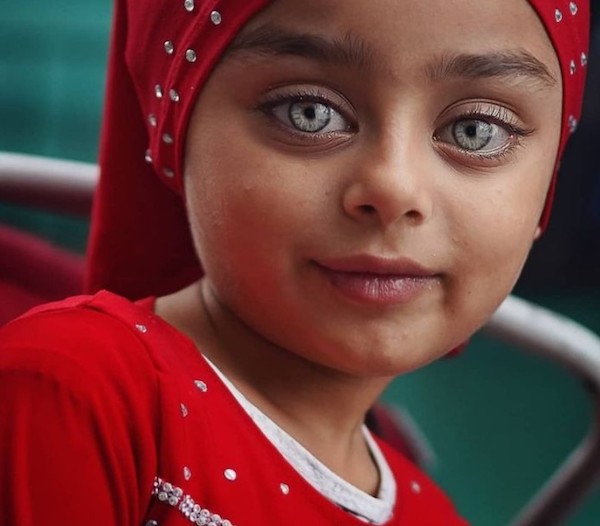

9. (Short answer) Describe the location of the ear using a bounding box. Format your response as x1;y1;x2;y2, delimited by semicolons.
533;226;543;240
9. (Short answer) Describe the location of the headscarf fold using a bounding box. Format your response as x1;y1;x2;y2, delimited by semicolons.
86;0;590;299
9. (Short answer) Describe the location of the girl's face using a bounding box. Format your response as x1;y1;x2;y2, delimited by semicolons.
184;0;562;377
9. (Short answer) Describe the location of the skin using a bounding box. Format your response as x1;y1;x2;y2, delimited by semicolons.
156;0;562;493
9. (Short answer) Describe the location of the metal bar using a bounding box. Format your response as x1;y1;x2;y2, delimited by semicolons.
484;295;600;526
0;152;98;216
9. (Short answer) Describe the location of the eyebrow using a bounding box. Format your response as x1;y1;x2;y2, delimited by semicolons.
427;51;557;88
227;23;557;88
227;24;375;70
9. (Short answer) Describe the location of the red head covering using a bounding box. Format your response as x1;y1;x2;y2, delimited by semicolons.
85;0;590;300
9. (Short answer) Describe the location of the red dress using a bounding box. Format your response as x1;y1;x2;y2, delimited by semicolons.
0;291;468;525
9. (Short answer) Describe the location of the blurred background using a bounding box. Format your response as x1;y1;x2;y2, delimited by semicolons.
0;2;599;524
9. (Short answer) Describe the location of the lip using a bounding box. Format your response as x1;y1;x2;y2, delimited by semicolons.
313;255;441;306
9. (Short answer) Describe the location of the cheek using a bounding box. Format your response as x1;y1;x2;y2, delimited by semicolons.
445;161;554;315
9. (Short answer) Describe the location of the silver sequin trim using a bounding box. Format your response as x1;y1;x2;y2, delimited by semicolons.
152;477;235;526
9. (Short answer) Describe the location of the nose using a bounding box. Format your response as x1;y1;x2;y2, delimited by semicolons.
341;138;433;228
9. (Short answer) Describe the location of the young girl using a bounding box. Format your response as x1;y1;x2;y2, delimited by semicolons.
0;0;590;524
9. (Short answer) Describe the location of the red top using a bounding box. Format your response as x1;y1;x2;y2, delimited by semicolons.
0;291;467;525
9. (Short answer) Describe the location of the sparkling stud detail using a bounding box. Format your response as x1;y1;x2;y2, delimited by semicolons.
154;84;163;99
169;89;180;102
164;40;175;55
144;150;152;164
148;113;157;127
411;481;422;494
136;324;148;333
210;11;222;25
184;467;192;480
162;133;174;144
570;60;576;75
280;483;290;495
180;403;188;417
569;2;578;15
555;9;563;22
224;469;237;481
568;115;578;133
163;168;175;178
581;52;588;67
153;477;235;526
184;0;194;11
195;380;208;392
185;49;197;63
145;521;158;526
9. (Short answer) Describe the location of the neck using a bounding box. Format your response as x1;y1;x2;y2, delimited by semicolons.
156;279;393;492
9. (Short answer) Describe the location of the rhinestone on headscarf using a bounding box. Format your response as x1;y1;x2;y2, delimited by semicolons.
180;403;188;417
570;59;577;75
568;115;578;133
555;9;563;22
148;113;157;127
280;483;290;495
162;133;174;144
581;52;588;67
210;11;222;25
145;521;158;526
163;168;175;178
184;0;194;11
169;89;180;102
185;49;197;63
411;481;422;494
570;2;578;15
154;84;163;99
144;150;152;164
184;467;192;480
164;40;175;55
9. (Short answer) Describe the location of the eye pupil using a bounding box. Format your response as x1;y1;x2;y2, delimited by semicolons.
465;124;478;138
304;107;316;120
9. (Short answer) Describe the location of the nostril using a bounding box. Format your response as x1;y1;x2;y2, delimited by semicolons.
406;209;421;221
359;204;377;214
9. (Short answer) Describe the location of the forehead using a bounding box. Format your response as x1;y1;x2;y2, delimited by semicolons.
235;0;561;82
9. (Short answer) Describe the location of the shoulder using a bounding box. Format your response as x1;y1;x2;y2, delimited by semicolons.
0;291;159;398
0;292;162;524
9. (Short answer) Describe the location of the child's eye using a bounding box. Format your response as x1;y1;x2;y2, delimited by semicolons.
270;99;350;134
258;87;355;138
433;103;534;163
443;118;511;153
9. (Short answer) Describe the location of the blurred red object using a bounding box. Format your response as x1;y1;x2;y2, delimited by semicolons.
0;225;83;325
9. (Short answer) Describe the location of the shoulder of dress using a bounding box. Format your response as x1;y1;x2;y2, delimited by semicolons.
0;290;161;391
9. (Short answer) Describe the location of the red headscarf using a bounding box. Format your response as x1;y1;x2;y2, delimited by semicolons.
86;0;590;300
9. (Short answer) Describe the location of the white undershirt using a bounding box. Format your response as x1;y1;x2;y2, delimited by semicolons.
205;358;396;524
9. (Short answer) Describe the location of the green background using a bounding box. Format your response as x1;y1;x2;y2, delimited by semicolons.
1;2;599;524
